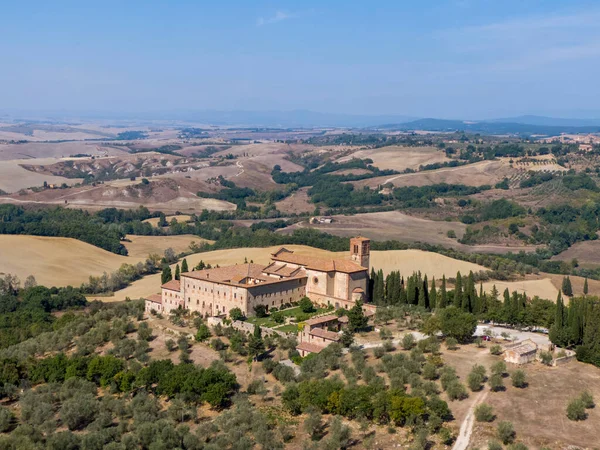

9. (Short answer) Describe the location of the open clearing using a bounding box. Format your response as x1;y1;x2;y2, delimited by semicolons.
0;158;82;192
275;187;314;214
355;160;511;189
282;211;538;255
552;239;600;267
142;214;192;227
123;234;210;259
471;359;600;449
338;145;449;171
370;249;487;279
0;235;128;287
0;234;212;287
282;211;467;246
481;278;560;302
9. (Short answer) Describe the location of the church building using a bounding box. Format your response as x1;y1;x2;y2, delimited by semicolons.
145;236;371;317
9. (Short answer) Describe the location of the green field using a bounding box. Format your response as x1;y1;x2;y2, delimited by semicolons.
246;306;332;329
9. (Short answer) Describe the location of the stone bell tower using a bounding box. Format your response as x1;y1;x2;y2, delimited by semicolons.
350;236;370;269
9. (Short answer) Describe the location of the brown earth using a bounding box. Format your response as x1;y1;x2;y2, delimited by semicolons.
353;160;511;189
0;177;236;213
552;239;600;267
471;359;600;449
279;211;539;254
275;187;314;214
124;234;211;259
338;145;450;172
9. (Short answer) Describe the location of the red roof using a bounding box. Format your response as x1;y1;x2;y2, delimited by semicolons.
309;328;340;341
161;279;181;291
271;248;366;274
145;293;162;304
304;314;339;326
297;341;326;354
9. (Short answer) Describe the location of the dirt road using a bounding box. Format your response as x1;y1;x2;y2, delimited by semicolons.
453;390;489;450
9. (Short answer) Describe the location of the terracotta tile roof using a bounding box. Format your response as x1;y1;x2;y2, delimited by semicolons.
507;341;537;355
304;314;339;326
161;279;181;291
262;262;302;277
297;341;326;354
145;293;162;304
270;247;366;274
182;263;306;288
309;328;340;341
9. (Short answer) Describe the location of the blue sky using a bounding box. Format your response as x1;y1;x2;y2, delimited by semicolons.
2;0;600;119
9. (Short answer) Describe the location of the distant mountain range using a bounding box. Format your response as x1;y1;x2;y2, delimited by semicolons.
2;109;600;135
380;117;600;136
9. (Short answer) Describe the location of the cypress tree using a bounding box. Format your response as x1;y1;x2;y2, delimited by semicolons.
369;268;377;301
181;258;189;273
454;272;463;308
550;291;566;347
392;272;402;305
462;271;475;313
161;266;173;284
503;288;511;323
175;264;180;281
584;278;589;295
562;276;573;296
429;278;437;309
439;275;448;309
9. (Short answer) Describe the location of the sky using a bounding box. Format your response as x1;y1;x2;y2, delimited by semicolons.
2;0;600;119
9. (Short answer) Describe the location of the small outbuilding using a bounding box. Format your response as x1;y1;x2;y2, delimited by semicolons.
504;339;538;365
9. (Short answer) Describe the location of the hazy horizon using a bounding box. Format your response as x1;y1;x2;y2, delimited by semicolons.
3;0;600;119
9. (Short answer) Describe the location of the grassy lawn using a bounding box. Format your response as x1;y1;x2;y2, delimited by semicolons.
246;306;333;329
274;324;299;334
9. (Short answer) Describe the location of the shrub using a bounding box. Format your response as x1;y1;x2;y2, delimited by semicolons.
447;230;457;239
580;391;595;409
211;338;226;351
474;403;494;422
539;351;553;365
262;358;277;374
491;361;506;376
566;398;587;421
468;371;484;392
229;308;245;321
446;381;468;401
254;305;268;318
497;421;515;444
165;339;176;352
445;337;459;350
272;364;296;383
60;394;99;431
511;370;527;388
272;311;285;324
489;373;504;392
508;444;529;450
422;363;438;380
490;345;503;355
488;441;503;450
0;407;14;432
373;346;385;359
383;340;395;352
401;333;415;350
195;325;211;342
299;297;315;313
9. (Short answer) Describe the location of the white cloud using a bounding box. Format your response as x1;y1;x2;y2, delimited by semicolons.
256;11;293;27
436;8;600;72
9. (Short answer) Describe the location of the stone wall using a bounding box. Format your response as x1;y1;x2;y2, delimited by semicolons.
206;316;290;338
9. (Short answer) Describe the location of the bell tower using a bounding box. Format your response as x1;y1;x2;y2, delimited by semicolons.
350;236;370;269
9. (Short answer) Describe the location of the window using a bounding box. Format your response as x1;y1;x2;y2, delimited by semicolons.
313;276;319;285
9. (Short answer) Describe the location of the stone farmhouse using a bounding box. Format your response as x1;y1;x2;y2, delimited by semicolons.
145;237;371;318
503;339;538;365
